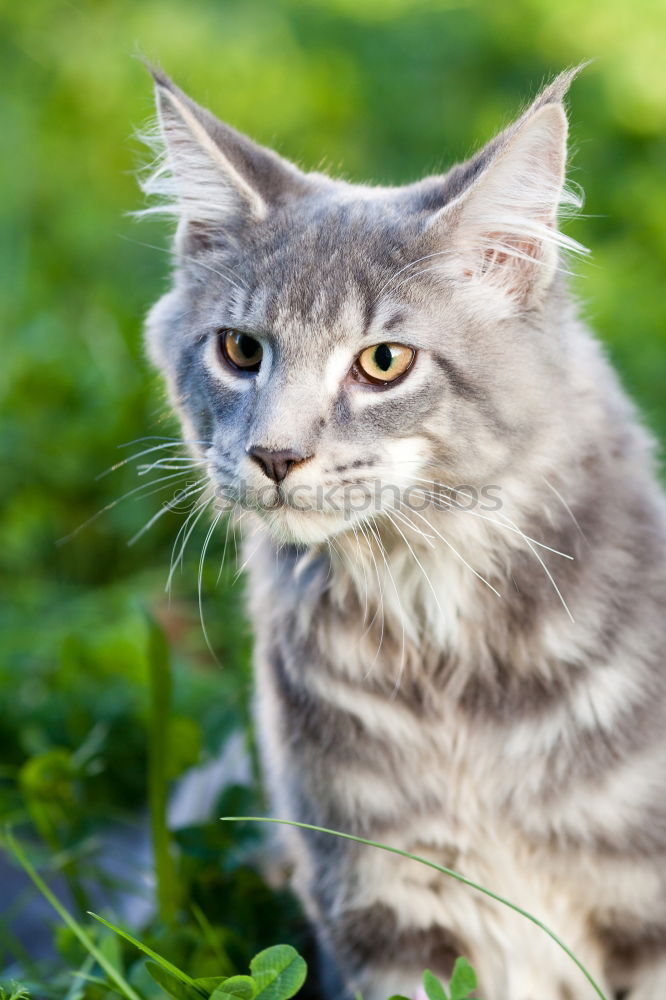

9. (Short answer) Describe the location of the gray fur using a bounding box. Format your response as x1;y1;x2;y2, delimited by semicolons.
143;67;666;1000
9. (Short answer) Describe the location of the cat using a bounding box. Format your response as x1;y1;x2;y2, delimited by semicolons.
141;65;666;1000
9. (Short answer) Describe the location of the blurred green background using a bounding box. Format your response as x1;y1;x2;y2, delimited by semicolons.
1;0;665;994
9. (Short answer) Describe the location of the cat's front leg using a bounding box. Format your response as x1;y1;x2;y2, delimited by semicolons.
627;960;666;1000
317;902;461;1000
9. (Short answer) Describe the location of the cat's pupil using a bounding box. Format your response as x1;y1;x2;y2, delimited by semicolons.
240;335;259;359
374;343;393;372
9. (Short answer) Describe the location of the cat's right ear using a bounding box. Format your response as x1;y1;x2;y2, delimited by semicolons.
140;69;308;246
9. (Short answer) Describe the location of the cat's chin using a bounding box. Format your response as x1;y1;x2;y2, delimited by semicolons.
257;504;358;546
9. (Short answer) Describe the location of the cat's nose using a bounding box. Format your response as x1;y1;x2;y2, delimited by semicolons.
247;446;309;484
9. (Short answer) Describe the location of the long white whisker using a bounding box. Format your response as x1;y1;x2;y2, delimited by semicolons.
119;435;192;448
542;476;589;546
167;494;212;593
496;508;574;622
234;528;266;582
397;476;573;560
198;510;224;665
351;523;370;624
375;249;456;302
119;234;249;292
389;263;452;296
394;500;502;600
137;458;208;475
384;508;449;616
367;516;407;699
96;439;211;480
216;504;238;585
357;521;385;671
57;470;200;544
128;480;208;547
386;505;436;549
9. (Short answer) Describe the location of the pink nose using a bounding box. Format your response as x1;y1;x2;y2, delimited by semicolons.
247;446;308;484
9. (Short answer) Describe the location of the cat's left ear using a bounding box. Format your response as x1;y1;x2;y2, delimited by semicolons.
141;69;309;246
429;68;587;308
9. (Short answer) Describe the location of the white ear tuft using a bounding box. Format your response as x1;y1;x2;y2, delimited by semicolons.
435;102;588;306
138;83;266;227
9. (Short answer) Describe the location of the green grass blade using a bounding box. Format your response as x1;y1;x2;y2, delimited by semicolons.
145;962;205;999
88;912;198;987
145;612;179;925
3;832;143;1000
220;817;609;1000
190;902;233;973
65;953;95;1000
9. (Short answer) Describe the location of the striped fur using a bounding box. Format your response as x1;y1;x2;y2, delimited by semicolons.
143;67;666;999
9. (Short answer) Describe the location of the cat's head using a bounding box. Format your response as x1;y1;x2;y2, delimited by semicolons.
143;68;586;545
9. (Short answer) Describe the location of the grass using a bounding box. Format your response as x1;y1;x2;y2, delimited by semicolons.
221;818;609;1000
1;604;610;1000
3;1;665;996
1;830;479;1000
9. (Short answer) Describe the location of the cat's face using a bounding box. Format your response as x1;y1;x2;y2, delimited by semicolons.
145;70;584;545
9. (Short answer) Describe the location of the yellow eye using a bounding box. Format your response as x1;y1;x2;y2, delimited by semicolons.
218;329;263;373
354;342;416;386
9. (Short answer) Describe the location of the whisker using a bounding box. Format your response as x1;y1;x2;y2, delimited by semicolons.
363;520;392;675
375;249;455;302
97;438;211;480
390;473;573;560
496;508;574;622
234;526;266;582
385;508;449;616
119;435;205;449
357;521;385;673
118;233;249;292
137;457;208;475
542;476;589;546
216;504;238;585
128;480;207;547
386;506;436;549
57;469;200;545
395;499;503;600
350;523;370;625
370;515;409;699
198;510;224;666
388;262;452;297
167;494;212;593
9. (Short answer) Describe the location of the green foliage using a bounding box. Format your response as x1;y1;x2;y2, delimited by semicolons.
249;947;306;1000
423;960;478;1000
1;1;663;997
145;962;205;1000
422;969;448;1000
207;975;256;1000
88;914;199;989
222;817;609;1000
0;985;32;1000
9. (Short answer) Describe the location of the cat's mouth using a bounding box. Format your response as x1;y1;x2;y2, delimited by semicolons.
225;480;374;544
211;466;396;543
261;501;360;545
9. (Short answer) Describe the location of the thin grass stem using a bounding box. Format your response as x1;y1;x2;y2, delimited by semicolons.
220;816;609;1000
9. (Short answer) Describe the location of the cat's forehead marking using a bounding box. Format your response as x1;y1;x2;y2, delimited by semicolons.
242;194;409;328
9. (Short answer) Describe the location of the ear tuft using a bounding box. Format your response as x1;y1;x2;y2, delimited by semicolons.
528;62;592;113
138;79;266;229
135;70;309;240
431;73;589;307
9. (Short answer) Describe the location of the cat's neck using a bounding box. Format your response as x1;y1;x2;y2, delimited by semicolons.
243;394;666;704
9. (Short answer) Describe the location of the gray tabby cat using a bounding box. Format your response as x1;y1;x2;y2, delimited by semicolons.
142;66;666;1000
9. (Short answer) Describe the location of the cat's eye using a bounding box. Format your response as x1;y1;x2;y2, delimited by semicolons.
353;342;416;386
218;329;263;374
